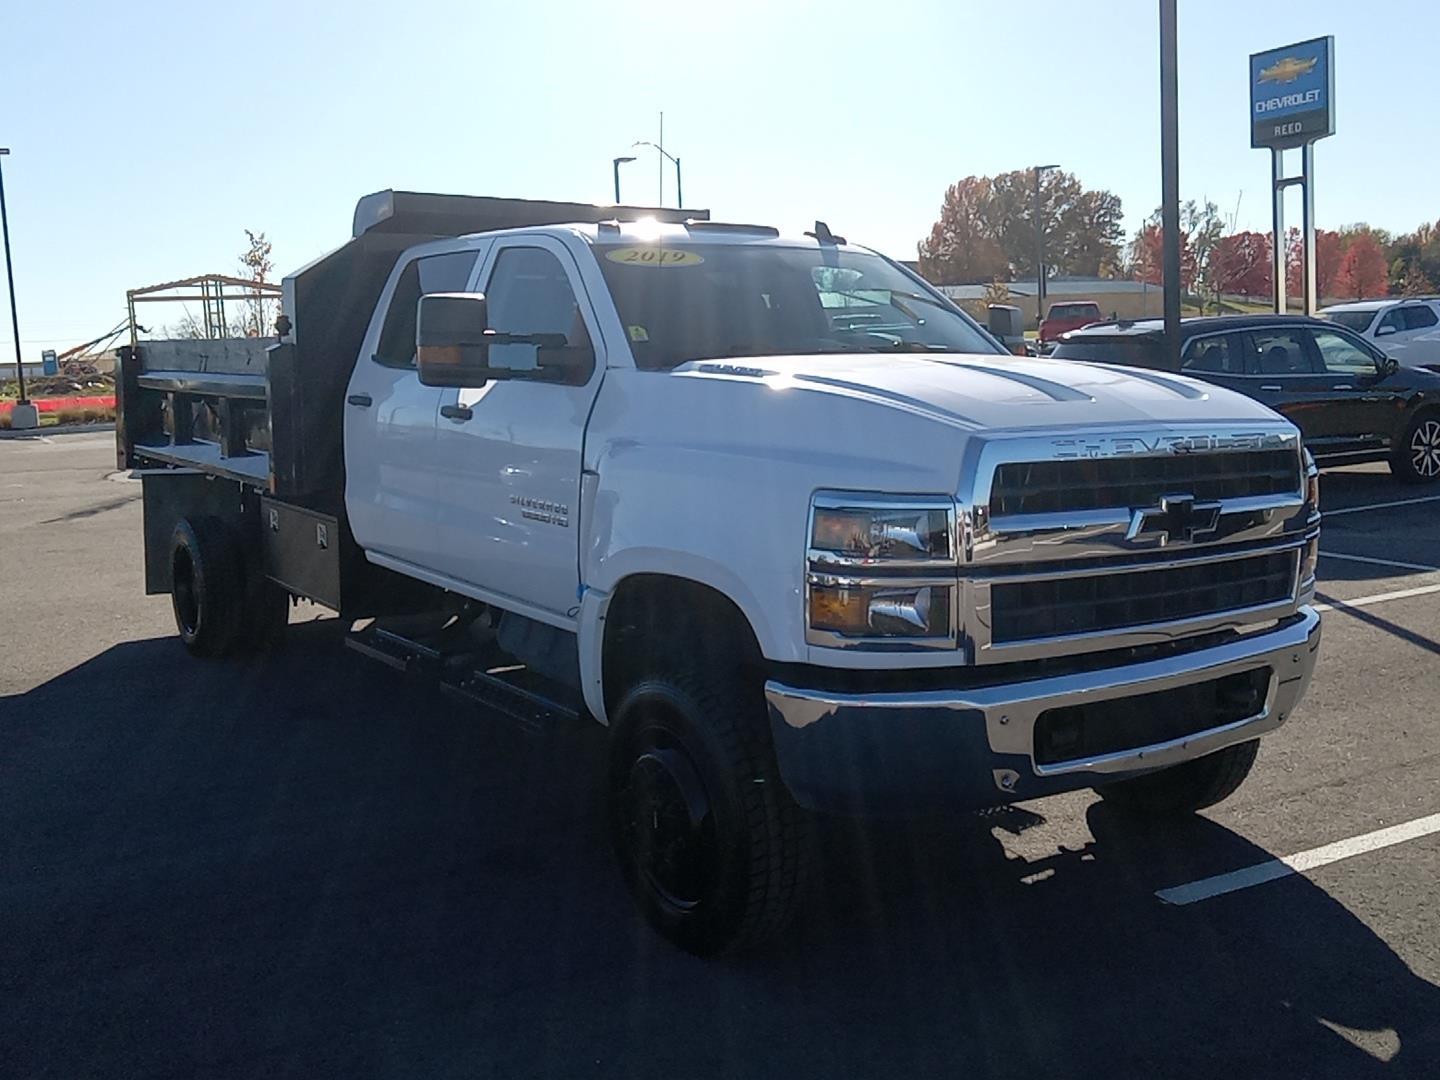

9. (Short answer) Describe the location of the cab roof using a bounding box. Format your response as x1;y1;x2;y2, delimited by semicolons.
1063;314;1336;339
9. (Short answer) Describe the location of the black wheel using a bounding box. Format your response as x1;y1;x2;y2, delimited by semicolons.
1391;412;1440;484
609;671;812;956
170;516;245;658
1093;739;1259;816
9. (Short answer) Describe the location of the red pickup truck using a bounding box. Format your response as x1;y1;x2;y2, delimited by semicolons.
1039;300;1103;343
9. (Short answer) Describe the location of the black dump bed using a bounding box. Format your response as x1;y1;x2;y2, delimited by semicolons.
118;190;708;511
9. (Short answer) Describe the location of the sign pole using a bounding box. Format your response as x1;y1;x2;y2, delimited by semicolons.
1159;0;1182;368
1250;36;1334;318
1271;149;1287;313
1301;141;1317;314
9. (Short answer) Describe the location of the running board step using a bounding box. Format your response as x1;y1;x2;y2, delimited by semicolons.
345;624;582;734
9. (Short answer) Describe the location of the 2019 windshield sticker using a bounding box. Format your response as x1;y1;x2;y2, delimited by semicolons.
604;247;705;268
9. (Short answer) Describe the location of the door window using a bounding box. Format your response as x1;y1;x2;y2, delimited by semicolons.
1243;329;1313;375
1181;335;1246;374
1402;305;1439;331
1376;308;1406;335
374;251;479;368
484;247;590;371
1311;329;1378;376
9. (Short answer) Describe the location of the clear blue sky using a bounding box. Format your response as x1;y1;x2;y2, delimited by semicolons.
2;0;1436;354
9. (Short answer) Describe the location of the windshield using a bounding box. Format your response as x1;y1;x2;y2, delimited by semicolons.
1325;309;1378;333
1050;337;1167;368
593;242;1000;369
1049;303;1101;320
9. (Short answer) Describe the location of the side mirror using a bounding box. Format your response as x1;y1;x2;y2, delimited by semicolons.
1378;355;1400;377
417;292;492;387
1375;324;1397;338
416;292;595;388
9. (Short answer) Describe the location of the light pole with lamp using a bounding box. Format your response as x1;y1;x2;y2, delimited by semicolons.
1032;163;1060;329
612;155;636;204
632;141;682;209
0;148;36;429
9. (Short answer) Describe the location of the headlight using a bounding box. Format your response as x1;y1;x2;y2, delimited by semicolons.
1304;448;1320;514
807;495;958;646
809;582;953;638
810;503;953;564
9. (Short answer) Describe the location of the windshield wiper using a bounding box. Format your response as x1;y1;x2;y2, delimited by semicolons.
828;288;956;324
684;342;867;364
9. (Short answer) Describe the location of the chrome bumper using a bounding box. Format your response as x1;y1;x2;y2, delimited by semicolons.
764;607;1321;813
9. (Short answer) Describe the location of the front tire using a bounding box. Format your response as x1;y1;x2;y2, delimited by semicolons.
609;670;812;956
1390;412;1440;484
1093;739;1259;816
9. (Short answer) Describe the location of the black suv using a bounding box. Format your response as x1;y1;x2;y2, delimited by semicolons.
1051;315;1440;483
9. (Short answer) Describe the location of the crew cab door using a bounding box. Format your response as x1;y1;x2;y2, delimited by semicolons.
1233;326;1346;450
1308;326;1407;451
343;247;483;567
429;237;603;620
1375;303;1440;366
1180;331;1249;395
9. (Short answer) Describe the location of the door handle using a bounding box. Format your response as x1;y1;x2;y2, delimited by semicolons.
1259;384;1282;392
1330;384;1355;391
347;393;373;407
440;404;474;422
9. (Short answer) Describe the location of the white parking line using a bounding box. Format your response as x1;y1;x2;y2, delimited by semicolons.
1324;494;1440;517
1314;583;1440;612
1319;550;1440;573
1156;812;1440;906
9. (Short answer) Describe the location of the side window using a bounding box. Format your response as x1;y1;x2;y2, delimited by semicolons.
1403;305;1439;332
484;247;590;371
374;251;478;368
1243;329;1313;375
1181;335;1245;374
1312;329;1379;376
1376;308;1406;335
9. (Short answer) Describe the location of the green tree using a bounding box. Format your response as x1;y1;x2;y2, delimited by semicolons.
1127;209;1196;292
917;170;1124;283
916;177;1009;284
1183;201;1225;312
1385;221;1440;296
238;229;277;338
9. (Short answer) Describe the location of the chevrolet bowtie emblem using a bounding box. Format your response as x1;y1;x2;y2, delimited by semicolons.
1126;494;1222;546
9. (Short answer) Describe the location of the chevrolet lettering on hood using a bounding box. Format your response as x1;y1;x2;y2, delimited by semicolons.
1049;431;1297;459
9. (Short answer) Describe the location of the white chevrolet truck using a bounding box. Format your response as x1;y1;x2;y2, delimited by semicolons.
118;191;1322;955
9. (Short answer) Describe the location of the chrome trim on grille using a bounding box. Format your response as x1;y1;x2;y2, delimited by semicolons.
955;424;1313;665
802;425;1318;663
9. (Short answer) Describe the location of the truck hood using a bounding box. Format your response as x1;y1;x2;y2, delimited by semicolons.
678;352;1284;432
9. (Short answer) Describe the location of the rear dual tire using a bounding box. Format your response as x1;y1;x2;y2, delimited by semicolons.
169;516;288;658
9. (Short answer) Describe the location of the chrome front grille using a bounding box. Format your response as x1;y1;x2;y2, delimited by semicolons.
989;549;1299;644
989;449;1301;516
957;427;1319;664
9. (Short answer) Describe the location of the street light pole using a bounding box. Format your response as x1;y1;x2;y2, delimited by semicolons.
1159;0;1182;367
633;141;683;209
1032;163;1059;328
612;156;636;204
0;148;26;407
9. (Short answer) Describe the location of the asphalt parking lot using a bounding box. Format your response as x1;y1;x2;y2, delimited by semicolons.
3;431;1439;1079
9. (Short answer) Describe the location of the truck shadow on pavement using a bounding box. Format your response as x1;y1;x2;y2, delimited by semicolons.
3;627;1438;1079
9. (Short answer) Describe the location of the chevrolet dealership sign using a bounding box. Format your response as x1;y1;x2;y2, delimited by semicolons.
1250;36;1335;149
